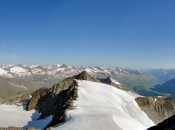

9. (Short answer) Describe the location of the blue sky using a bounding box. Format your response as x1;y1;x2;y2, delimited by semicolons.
0;0;175;69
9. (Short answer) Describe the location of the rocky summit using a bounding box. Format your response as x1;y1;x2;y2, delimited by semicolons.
73;71;101;82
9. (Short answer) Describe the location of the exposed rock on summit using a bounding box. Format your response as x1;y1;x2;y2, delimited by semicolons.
99;76;137;94
73;71;100;82
135;97;175;124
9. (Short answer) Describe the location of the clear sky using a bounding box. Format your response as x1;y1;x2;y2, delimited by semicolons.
0;0;175;69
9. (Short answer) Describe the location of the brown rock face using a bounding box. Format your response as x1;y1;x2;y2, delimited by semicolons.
73;71;101;82
135;97;175;124
27;87;50;110
26;77;78;128
39;77;78;127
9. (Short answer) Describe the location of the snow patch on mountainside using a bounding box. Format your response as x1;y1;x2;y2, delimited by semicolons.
0;67;8;75
0;67;13;77
10;66;31;76
31;68;46;75
52;80;154;130
0;67;7;74
110;77;120;84
8;82;27;89
10;66;28;73
0;105;52;129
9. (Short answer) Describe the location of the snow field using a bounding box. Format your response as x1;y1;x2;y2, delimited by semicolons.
52;80;154;130
0;105;52;129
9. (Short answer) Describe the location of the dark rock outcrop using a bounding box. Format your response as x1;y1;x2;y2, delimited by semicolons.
27;87;50;110
99;77;137;94
147;114;175;130
135;97;175;124
73;71;100;82
26;77;78;128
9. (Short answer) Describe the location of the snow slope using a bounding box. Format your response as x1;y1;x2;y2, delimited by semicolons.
10;66;31;76
0;67;13;77
0;105;52;129
52;80;154;130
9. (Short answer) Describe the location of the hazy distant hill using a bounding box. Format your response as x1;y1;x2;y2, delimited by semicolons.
133;86;171;97
151;78;175;95
145;68;175;83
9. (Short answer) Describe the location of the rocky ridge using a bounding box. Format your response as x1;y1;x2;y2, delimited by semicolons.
99;76;137;94
135;97;175;124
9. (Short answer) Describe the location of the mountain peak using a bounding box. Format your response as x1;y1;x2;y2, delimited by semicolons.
73;71;100;83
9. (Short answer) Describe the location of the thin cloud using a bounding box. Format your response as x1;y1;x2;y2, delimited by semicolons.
0;52;18;59
0;52;8;58
11;54;18;59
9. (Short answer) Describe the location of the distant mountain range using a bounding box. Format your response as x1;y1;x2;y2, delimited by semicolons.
0;64;159;98
132;69;175;98
2;64;175;99
151;78;175;95
145;68;175;83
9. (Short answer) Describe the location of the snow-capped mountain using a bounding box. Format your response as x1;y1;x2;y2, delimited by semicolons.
0;64;153;78
0;71;174;130
0;72;154;130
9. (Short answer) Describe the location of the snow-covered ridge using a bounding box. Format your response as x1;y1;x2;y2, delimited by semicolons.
52;80;154;130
